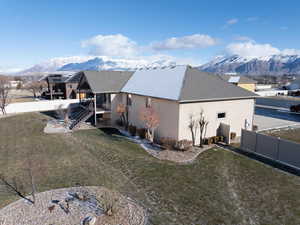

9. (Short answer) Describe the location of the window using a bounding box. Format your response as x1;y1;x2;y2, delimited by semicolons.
69;84;72;88
146;97;152;108
217;112;226;119
126;94;132;106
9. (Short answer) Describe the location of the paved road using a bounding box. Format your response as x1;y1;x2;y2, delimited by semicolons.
256;97;300;109
254;107;300;131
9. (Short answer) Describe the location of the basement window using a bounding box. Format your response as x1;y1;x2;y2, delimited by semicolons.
217;112;226;119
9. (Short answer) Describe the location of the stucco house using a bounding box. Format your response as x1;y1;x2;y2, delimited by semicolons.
75;66;257;144
219;75;257;92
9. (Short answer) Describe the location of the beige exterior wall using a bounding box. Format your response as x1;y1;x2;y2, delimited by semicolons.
178;99;255;145
238;83;256;92
111;93;180;140
110;93;255;145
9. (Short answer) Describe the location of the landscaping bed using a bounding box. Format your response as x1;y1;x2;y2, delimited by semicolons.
0;186;146;225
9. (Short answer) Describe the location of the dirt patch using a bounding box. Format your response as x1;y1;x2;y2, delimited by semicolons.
0;186;146;225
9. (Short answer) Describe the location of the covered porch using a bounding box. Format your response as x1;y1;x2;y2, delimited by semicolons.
77;89;113;126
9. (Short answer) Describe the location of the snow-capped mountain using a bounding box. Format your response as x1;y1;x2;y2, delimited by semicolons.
18;56;95;74
17;56;177;75
199;54;300;75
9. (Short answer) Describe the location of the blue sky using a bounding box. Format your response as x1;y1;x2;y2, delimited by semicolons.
1;0;300;72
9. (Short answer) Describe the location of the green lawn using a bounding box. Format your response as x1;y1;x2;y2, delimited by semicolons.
0;113;300;225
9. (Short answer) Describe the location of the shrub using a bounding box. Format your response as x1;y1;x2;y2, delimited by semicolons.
230;132;237;140
253;125;258;131
218;136;224;142
116;119;124;127
213;136;219;143
160;137;176;150
174;140;193;151
137;128;146;139
207;137;214;145
128;124;137;136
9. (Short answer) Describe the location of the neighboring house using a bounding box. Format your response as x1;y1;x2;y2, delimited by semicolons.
219;75;257;92
75;66;257;144
286;77;300;91
43;73;80;99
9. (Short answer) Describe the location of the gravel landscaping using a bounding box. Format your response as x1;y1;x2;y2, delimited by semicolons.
0;186;146;225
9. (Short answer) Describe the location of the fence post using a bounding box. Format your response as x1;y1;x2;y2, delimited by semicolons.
276;137;281;161
254;132;258;153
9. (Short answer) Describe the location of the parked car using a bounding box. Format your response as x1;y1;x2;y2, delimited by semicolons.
290;104;300;112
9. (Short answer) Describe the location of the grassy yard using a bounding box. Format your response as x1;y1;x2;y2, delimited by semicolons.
0;113;300;225
264;127;300;144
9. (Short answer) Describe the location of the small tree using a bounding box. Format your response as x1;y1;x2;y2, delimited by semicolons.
139;107;160;143
116;103;128;128
0;76;10;115
26;81;47;98
198;110;209;148
188;114;199;146
0;174;35;204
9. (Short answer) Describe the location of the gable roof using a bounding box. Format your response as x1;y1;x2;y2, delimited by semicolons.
122;66;257;102
122;65;187;100
179;68;258;102
79;70;134;93
219;75;257;84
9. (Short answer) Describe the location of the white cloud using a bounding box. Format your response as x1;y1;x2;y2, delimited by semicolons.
151;34;218;50
227;18;238;25
0;66;25;74
234;35;254;42
222;18;238;29
246;17;259;22
81;34;139;57
281;48;300;55
226;42;280;59
226;41;300;59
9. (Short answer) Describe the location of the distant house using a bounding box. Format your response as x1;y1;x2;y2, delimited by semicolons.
74;66;257;144
219;75;257;92
43;73;80;99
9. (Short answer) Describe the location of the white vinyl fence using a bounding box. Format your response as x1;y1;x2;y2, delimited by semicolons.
3;99;79;115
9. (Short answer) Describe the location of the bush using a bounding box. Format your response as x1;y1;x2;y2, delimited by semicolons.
160;137;177;150
116;119;124;127
174;140;193;151
207;137;214;145
128;124;137;136
230;132;237;140
253;125;258;131
137;128;146;139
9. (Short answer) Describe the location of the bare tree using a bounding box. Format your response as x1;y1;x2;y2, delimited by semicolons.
198;110;209;148
139;107;160;143
188;114;198;146
0;76;10;115
26;81;47;98
0;174;35;204
0;151;38;205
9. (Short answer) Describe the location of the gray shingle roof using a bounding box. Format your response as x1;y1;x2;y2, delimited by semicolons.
179;67;258;102
81;70;134;93
219;75;257;84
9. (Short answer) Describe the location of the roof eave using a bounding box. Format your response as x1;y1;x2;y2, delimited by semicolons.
179;95;258;103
